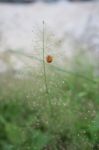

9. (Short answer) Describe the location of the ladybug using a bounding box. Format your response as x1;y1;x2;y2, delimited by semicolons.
46;55;53;63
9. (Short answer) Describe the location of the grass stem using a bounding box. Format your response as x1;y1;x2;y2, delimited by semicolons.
42;20;49;94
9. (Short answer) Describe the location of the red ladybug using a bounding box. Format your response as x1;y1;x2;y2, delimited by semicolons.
46;55;53;63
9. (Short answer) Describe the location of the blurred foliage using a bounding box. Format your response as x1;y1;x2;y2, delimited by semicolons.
0;58;99;150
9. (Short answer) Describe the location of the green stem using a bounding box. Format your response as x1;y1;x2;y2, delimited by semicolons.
42;21;49;94
42;21;54;118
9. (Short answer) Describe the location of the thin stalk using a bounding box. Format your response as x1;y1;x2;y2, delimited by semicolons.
42;21;54;119
42;21;49;93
